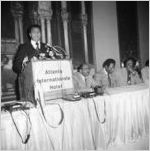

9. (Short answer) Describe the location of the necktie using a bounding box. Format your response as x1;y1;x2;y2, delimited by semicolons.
35;42;40;57
36;42;40;51
108;74;111;87
85;77;88;87
127;71;131;85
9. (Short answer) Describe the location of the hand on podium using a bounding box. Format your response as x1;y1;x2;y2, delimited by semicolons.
22;56;29;71
23;56;29;64
31;57;38;62
39;53;46;60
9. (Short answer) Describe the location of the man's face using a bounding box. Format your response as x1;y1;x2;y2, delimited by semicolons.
126;60;134;71
81;65;90;77
105;63;115;74
29;27;41;42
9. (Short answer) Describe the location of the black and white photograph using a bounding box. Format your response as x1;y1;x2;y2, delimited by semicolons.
1;1;149;150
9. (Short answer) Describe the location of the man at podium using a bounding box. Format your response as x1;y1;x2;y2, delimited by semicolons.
13;24;47;74
12;24;69;104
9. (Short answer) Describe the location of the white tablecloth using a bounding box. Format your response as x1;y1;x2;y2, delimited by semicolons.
1;84;149;150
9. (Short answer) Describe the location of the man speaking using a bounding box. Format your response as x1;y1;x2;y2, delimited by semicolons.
12;24;49;104
13;24;47;74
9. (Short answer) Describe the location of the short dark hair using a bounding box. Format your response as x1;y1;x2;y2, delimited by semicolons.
77;63;88;72
102;59;116;68
124;57;136;67
27;24;41;39
145;60;149;67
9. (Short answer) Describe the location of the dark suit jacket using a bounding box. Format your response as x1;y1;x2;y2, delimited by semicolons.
13;41;47;74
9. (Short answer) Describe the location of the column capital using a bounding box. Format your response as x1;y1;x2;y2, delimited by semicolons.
61;9;69;22
27;2;40;24
10;2;23;18
38;1;53;19
30;10;39;24
81;14;88;26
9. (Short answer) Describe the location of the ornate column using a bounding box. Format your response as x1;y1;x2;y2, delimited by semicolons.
46;17;52;45
46;2;53;45
30;10;39;24
38;2;53;44
81;1;89;63
11;2;24;44
18;15;23;44
40;17;46;43
13;16;19;43
61;1;70;57
29;2;39;24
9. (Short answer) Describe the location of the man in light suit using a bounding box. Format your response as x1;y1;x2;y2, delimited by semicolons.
73;64;94;93
94;59;118;88
116;57;142;86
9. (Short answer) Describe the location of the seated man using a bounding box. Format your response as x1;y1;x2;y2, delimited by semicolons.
73;64;95;93
94;58;118;88
116;57;142;86
141;60;149;84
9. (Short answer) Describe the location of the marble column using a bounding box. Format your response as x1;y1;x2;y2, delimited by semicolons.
46;3;52;45
14;16;19;43
61;1;70;57
38;1;53;44
30;10;39;24
46;18;52;45
18;15;23;44
81;1;89;63
11;2;24;44
40;17;46;43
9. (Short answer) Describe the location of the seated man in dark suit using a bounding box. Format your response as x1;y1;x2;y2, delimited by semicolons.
13;24;47;74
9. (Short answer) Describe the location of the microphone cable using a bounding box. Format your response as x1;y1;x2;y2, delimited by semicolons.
8;106;32;144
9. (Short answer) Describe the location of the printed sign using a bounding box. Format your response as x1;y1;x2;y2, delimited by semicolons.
32;60;74;100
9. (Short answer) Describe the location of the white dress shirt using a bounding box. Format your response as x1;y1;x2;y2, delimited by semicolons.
31;40;41;49
103;68;108;76
79;72;86;84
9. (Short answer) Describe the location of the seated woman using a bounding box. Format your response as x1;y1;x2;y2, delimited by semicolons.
116;57;142;87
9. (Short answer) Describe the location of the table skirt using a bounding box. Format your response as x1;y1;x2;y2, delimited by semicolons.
1;85;149;150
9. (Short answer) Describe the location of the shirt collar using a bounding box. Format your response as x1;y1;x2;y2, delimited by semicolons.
79;72;86;82
31;40;40;49
103;68;108;75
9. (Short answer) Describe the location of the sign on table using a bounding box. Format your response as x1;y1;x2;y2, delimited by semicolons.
32;60;74;100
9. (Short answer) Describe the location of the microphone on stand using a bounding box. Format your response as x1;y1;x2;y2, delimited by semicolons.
46;43;69;59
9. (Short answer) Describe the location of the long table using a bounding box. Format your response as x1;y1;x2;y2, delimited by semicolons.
1;84;149;150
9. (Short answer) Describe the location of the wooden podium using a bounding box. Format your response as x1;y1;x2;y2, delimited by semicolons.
19;60;74;105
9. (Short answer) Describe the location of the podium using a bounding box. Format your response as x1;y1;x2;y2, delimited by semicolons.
19;60;74;104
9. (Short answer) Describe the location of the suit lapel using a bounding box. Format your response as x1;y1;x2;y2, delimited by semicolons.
27;41;36;53
26;41;38;59
26;41;46;59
